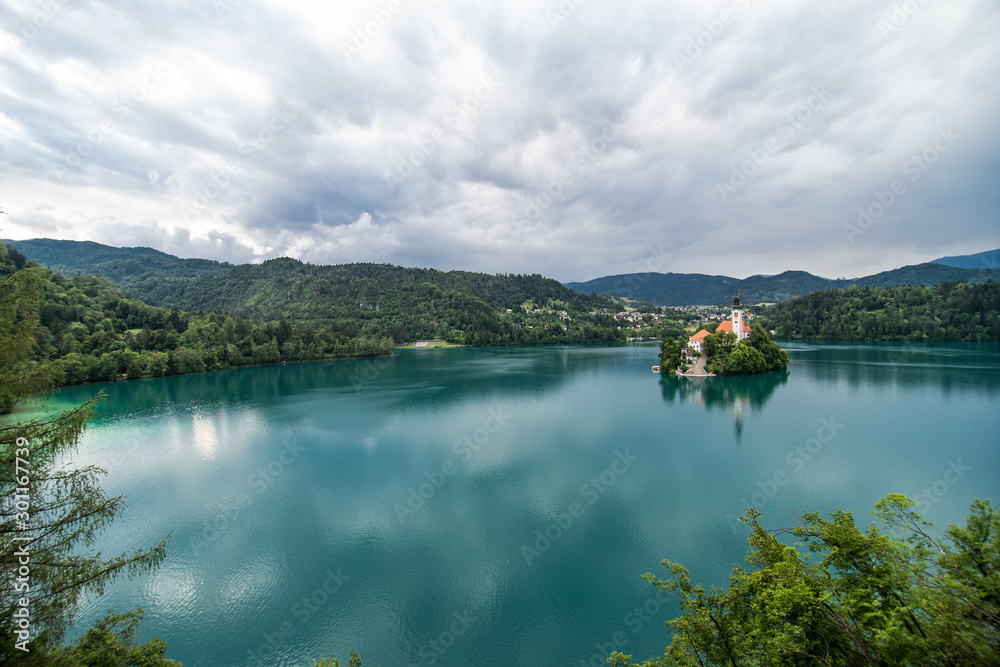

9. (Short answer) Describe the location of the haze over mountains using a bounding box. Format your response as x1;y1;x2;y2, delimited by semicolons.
930;249;999;271
7;239;999;309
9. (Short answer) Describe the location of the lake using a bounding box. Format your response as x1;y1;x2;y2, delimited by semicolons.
50;342;1000;666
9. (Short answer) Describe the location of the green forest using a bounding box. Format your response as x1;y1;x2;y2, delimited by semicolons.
5;240;630;347
761;281;1000;342
565;261;1000;307
0;242;393;396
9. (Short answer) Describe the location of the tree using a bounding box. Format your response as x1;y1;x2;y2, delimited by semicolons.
0;264;172;663
314;652;362;667
748;324;789;371
609;495;1000;666
724;342;767;374
658;337;682;373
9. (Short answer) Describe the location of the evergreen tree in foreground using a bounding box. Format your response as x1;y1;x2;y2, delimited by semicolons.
610;495;999;666
0;265;176;664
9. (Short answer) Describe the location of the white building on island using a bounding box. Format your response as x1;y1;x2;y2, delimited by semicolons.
688;289;749;352
715;289;749;341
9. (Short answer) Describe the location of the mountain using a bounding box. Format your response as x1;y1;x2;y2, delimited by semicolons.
4;239;233;288
11;238;999;317
711;271;841;305
3;238;176;273
569;263;1000;306
6;239;626;346
566;272;736;305
931;249;1000;270
851;263;1000;289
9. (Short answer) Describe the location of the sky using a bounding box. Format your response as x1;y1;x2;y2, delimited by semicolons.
1;0;998;283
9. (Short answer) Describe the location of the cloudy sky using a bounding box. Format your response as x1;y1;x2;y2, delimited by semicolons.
1;0;997;282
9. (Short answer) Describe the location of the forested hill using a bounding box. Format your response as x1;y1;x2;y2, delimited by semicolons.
5;239;627;346
3;238;180;273
568;263;1000;306
3;238;234;285
564;272;736;306
7;239;611;315
931;248;999;270
0;241;394;395
760;281;1000;342
105;257;613;320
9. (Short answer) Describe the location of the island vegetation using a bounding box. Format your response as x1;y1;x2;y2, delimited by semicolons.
610;495;1000;667
658;324;789;376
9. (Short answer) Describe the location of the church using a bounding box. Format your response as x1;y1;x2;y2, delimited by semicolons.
687;290;749;353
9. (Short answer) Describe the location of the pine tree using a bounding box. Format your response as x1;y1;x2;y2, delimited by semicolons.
0;258;174;663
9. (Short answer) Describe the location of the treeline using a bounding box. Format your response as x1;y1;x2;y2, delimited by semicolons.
761;281;1000;342
104;257;627;347
42;254;614;322
4;242;625;344
0;242;393;391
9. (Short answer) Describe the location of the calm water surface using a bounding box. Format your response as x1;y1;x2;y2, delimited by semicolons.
48;342;999;666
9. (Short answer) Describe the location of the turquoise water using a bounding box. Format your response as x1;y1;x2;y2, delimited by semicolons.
48;342;999;666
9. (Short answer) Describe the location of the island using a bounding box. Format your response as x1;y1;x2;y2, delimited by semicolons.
658;290;789;376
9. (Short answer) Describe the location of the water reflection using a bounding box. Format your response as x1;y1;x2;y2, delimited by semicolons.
52;344;652;422
659;371;790;444
783;342;1000;395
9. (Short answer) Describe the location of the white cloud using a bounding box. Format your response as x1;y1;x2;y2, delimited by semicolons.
0;0;997;282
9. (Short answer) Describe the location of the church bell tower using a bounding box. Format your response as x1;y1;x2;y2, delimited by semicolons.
732;289;746;341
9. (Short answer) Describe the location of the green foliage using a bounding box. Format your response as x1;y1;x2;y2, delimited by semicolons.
761;281;1000;342
1;265;172;662
313;652;362;667
565;264;1000;307
0;265;61;412
2;239;176;273
700;326;788;376
612;496;1000;666
658;337;682;373
0;241;394;390
725;342;767;374
42;610;178;666
8;241;628;349
746;324;789;371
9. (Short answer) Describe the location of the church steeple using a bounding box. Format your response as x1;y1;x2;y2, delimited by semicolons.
731;289;747;341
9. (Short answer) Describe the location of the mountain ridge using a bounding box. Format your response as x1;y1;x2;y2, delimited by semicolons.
931;248;999;270
568;262;1000;306
8;238;1000;310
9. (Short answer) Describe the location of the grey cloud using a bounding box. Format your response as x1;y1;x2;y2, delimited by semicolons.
1;0;997;282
